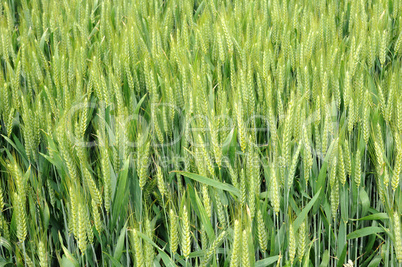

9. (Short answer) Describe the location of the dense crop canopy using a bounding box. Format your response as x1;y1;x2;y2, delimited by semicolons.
0;0;402;266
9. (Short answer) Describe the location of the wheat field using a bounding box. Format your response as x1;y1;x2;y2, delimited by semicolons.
0;0;402;266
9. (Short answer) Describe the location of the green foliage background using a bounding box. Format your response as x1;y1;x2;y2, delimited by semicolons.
0;0;402;266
